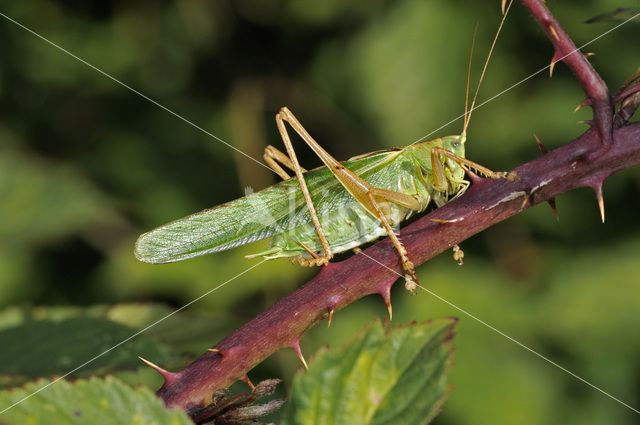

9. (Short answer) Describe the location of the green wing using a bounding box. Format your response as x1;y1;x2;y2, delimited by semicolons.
134;149;401;263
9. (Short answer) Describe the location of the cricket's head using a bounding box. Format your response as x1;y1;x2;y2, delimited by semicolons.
442;134;465;158
441;134;466;181
409;135;466;189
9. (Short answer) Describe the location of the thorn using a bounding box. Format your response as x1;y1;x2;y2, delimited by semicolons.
574;98;591;113
431;216;464;223
547;198;560;221
501;0;514;16
326;296;341;328
431;218;453;224
377;283;393;320
533;134;548;154
585;52;595;59
520;193;530;210
138;356;179;385
549;51;562;77
549;25;559;41
593;184;605;223
242;374;255;391
290;340;308;370
208;348;223;355
463;165;483;184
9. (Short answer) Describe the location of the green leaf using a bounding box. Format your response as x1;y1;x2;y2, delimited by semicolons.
282;318;457;425
0;376;192;425
103;303;239;354
0;303;236;354
0;150;120;249
0;305;181;382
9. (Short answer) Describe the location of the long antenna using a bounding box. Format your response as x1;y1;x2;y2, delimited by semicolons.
463;21;480;137
462;0;515;138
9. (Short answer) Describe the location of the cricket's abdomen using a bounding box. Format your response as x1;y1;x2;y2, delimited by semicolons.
268;202;390;258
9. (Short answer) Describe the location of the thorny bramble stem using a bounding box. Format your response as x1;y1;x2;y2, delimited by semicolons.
157;123;640;412
149;0;639;415
521;0;613;149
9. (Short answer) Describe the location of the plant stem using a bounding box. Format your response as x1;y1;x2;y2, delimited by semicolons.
153;0;639;414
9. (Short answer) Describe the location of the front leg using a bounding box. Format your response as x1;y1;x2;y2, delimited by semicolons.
431;146;516;182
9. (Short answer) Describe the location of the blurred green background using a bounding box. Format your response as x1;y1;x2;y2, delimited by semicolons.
1;0;639;424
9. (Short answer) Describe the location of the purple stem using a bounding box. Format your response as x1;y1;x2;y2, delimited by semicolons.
521;0;613;147
158;122;640;411
151;0;639;414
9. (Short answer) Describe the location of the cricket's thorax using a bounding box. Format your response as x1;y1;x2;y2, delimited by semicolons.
263;139;468;259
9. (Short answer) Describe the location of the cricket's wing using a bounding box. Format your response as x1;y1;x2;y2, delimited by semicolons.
134;181;302;263
135;149;401;263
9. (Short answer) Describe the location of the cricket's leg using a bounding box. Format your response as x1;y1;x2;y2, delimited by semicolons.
431;147;515;183
276;107;423;283
275;108;333;266
365;187;424;288
367;190;420;293
429;148;510;266
277;107;422;211
264;145;307;181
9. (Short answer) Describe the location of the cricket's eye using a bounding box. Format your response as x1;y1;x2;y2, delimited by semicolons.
452;141;460;149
